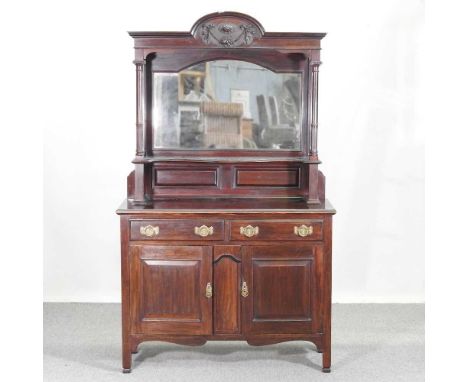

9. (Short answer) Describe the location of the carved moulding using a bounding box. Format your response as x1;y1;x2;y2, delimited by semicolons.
191;12;265;47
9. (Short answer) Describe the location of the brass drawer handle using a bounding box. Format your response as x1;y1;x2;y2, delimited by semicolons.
140;225;159;237
240;225;259;238
294;225;313;237
194;225;214;237
241;281;249;298
205;282;213;298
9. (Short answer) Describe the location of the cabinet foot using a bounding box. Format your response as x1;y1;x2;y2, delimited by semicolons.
317;349;323;353
122;346;132;372
322;349;331;372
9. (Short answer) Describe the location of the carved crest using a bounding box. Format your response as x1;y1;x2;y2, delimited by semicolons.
192;12;264;47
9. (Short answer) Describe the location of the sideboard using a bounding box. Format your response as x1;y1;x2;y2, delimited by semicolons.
117;11;335;373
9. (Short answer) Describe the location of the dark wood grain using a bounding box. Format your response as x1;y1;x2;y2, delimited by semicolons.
119;11;334;374
119;212;334;372
131;334;208;347
214;246;241;334
129;245;212;335
129;219;224;241
120;216;131;372
150;49;307;73
246;334;322;348
118;197;335;214
241;245;318;335
127;11;326;205
322;215;333;372
235;167;300;187
154;167;218;187
150;162;308;199
230;219;323;241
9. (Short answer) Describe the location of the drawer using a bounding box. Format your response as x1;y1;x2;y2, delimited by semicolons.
130;219;224;241
230;220;323;241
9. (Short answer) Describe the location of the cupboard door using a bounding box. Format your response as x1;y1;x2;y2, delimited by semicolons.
242;245;318;334
213;246;241;334
129;245;212;335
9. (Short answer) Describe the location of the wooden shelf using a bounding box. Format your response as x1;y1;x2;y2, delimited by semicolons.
132;156;321;164
117;198;335;214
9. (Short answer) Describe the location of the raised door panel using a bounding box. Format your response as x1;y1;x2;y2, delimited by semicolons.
242;245;319;334
213;246;241;334
129;245;212;335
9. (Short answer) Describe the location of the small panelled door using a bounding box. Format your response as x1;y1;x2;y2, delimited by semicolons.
241;245;319;334
129;245;212;335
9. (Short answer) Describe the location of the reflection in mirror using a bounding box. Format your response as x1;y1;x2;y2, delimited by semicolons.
153;60;302;150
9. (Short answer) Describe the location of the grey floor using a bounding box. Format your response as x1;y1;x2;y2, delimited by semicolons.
44;303;424;382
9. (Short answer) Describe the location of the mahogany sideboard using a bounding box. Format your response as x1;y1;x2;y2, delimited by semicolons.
117;12;335;373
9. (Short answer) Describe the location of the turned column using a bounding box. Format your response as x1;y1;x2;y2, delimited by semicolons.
134;59;145;156
309;61;321;161
133;58;147;203
307;60;322;204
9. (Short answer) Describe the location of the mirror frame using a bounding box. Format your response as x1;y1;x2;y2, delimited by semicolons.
129;12;325;160
150;55;306;153
127;12;326;204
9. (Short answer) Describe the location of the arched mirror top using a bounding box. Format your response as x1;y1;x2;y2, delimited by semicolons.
152;59;303;151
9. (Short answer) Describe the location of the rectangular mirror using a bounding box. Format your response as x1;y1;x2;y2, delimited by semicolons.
152;60;302;150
